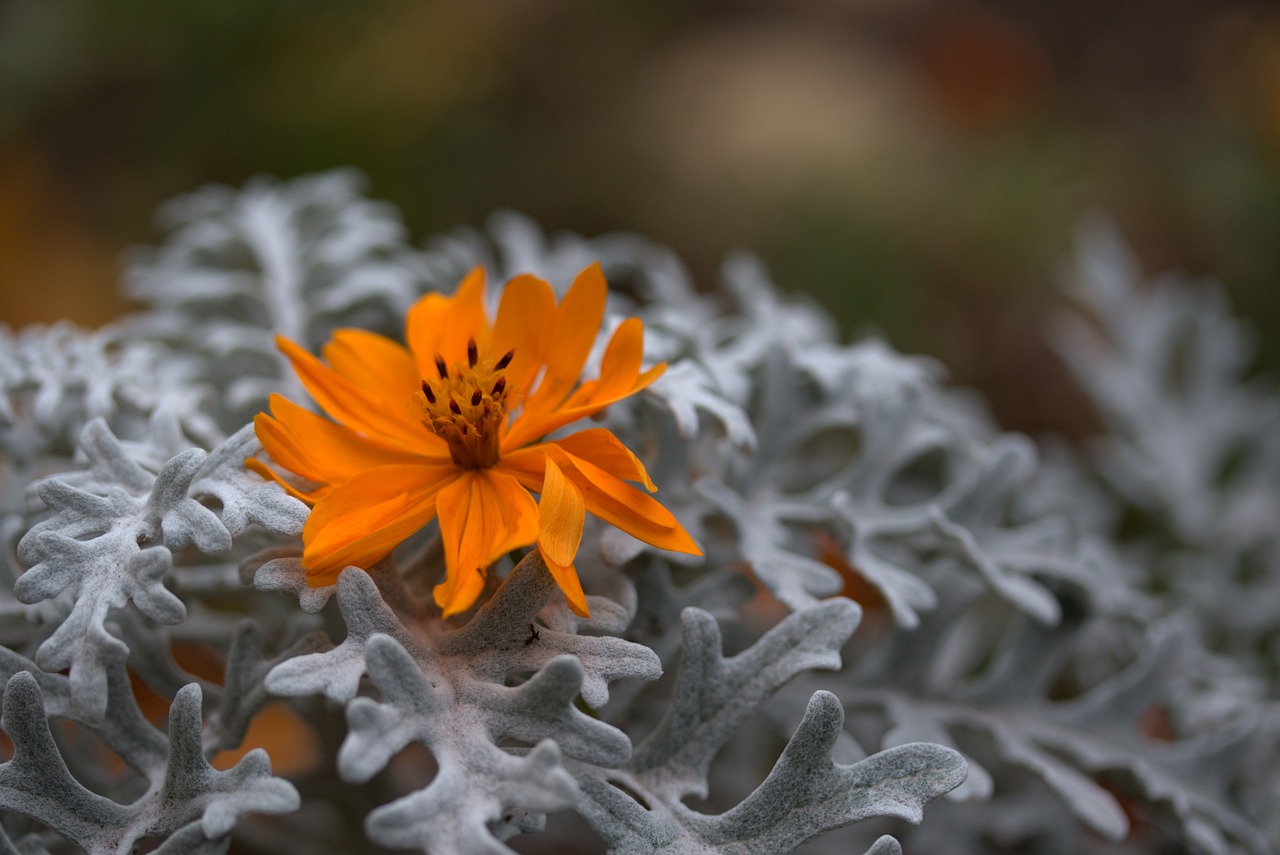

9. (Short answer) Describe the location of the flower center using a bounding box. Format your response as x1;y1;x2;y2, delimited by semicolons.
417;338;514;469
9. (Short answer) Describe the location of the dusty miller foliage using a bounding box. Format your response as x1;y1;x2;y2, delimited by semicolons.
1;175;1275;855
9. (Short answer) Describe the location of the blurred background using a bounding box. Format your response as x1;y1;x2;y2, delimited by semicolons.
3;0;1280;435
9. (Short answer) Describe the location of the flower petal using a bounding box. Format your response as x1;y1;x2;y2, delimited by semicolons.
503;315;661;448
277;336;431;450
537;456;589;617
499;431;657;493
434;565;488;621
538;455;585;568
434;469;540;616
503;357;665;450
523;263;607;415
553;447;700;555
244;457;325;504
406;267;491;378
492;446;548;492
561;317;655;411
302;462;457;584
256;394;443;486
491;274;556;399
322;328;421;402
254;410;328;485
551;428;657;492
541;551;590;618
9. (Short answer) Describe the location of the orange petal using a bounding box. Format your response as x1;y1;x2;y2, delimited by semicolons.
434;469;540;616
257;395;443;485
404;292;454;380
503;359;665;450
302;462;457;583
406;267;491;377
244;457;324;504
495;436;658;494
541;550;590;618
493;445;549;492
538;455;585;568
254;410;328;485
433;566;488;620
277;336;431;450
551;428;657;492
322;328;421;402
552;447;700;556
562;317;649;410
523;264;607;415
538;456;590;617
491;274;556;398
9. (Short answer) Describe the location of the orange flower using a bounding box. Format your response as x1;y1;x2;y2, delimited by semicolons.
248;264;700;617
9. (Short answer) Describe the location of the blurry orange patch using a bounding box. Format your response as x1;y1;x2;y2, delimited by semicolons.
1138;703;1175;743
1089;706;1177;843
739;562;791;628
129;642;228;726
211;701;321;777
1098;779;1153;843
814;530;889;614
0;142;126;327
129;670;172;727
125;641;320;777
52;719;137;782
170;642;227;684
1203;10;1280;163
913;8;1050;130
738;531;891;631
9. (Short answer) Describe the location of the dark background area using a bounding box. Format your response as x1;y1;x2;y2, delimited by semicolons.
4;0;1280;435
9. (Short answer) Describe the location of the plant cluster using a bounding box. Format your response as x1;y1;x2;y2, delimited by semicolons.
1;175;1275;854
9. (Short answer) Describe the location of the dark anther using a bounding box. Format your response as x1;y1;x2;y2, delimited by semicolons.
470;390;482;406
492;377;506;396
467;337;478;368
421;381;436;404
435;354;449;379
495;349;515;370
449;399;462;415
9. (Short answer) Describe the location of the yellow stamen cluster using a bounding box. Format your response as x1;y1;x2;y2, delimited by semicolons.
417;338;514;469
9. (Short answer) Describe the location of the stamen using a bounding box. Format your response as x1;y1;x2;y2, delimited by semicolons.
417;344;511;470
495;349;515;370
